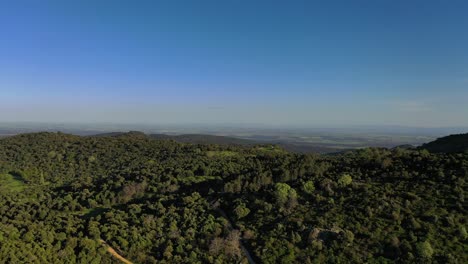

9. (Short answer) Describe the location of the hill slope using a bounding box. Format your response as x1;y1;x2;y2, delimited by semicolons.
0;132;466;263
92;131;256;145
420;133;468;153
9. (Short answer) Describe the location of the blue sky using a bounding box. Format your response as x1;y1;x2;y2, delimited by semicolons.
0;0;467;127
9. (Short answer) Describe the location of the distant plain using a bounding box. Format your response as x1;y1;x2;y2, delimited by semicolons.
1;122;465;153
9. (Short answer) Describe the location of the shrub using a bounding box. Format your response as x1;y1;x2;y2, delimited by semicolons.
416;241;434;259
302;180;315;194
338;174;352;187
233;202;250;219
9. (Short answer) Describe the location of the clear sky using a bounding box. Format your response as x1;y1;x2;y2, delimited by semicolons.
0;0;467;127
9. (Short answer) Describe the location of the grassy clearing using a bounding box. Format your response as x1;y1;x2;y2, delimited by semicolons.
206;150;238;158
0;173;26;192
254;145;286;154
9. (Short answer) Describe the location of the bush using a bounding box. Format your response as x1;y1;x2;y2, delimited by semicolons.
302;181;315;195
274;183;298;211
416;241;434;259
338;174;352;187
233;202;250;219
275;183;294;205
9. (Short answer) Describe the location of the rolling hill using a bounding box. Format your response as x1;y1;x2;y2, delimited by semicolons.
420;133;468;153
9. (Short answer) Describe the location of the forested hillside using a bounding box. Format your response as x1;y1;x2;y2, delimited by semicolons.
0;132;466;263
93;132;254;146
420;133;468;153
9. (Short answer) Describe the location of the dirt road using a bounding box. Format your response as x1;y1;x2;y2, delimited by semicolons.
216;208;257;264
99;239;133;264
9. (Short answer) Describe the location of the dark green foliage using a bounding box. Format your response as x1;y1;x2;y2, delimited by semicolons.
0;132;466;263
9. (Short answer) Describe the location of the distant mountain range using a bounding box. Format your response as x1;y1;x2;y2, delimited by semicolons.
420;133;468;153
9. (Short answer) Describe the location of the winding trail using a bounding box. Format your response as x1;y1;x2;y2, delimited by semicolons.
99;239;133;264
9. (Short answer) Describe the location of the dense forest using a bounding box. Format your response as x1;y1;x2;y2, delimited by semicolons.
0;132;466;263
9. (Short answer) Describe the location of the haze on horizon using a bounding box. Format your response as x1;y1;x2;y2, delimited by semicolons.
1;1;467;128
